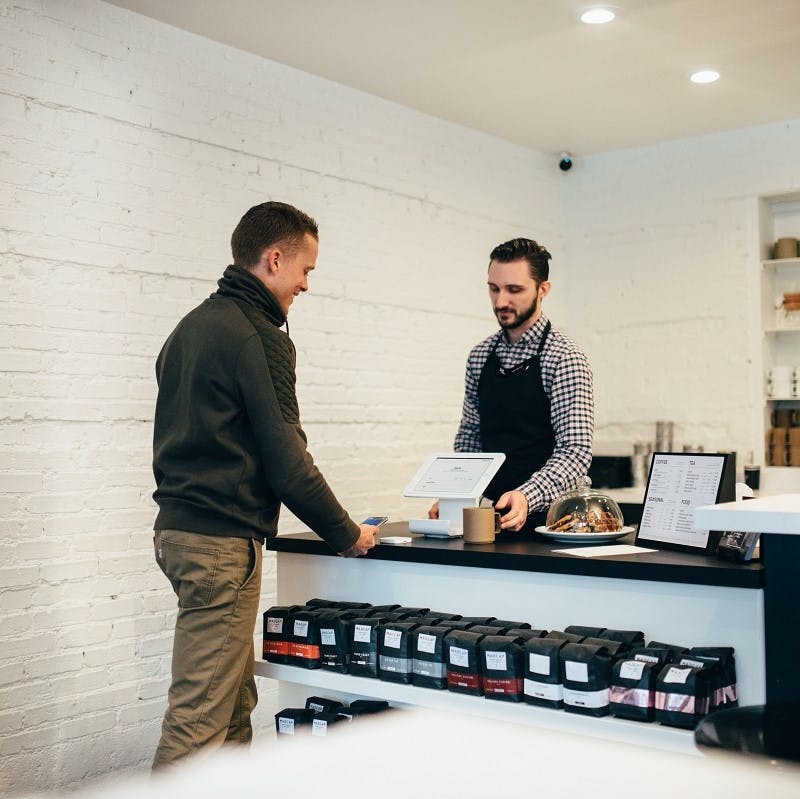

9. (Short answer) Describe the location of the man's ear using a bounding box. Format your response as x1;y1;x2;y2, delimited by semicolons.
539;280;552;299
254;246;281;276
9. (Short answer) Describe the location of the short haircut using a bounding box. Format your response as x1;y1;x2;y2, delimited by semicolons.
489;238;551;282
230;201;319;269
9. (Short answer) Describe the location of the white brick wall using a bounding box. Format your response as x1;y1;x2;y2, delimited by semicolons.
3;1;800;794
0;1;562;793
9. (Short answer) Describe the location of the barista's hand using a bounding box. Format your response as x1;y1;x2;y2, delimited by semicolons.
339;524;378;557
495;490;528;532
428;501;439;519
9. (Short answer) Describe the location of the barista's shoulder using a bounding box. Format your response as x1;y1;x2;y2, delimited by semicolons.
548;325;590;360
467;330;502;362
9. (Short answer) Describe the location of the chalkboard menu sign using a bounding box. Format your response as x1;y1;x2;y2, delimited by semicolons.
635;452;735;554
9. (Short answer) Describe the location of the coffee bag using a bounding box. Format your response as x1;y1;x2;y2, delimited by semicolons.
412;624;454;689
561;642;613;717
524;637;567;708
445;630;486;696
378;621;420;684
480;635;525;702
263;605;300;664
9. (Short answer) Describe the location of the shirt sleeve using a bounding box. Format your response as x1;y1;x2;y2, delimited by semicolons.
517;347;594;513
236;334;360;553
453;346;483;452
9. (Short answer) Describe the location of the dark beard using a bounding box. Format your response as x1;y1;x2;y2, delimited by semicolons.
495;295;538;330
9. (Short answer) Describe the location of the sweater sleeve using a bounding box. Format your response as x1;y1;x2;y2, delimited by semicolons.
235;334;360;553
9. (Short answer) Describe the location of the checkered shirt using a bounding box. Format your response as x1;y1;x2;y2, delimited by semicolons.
454;315;594;513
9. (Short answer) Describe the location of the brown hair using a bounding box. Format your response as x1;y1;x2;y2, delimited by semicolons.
489;238;551;282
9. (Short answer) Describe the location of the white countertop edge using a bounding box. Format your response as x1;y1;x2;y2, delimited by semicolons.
694;493;800;534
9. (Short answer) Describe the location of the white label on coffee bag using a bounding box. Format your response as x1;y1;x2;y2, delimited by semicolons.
267;617;283;634
449;645;469;668
679;658;706;669
294;619;309;637
564;687;609;709
485;651;506;671
278;717;294;735
384;628;402;649
529;653;550;675
354;624;372;643
312;718;328;737
524;679;563;702
664;666;692;684
320;628;336;645
634;654;659;664
308;702;324;713
565;661;589;683
620;660;647;680
417;633;436;654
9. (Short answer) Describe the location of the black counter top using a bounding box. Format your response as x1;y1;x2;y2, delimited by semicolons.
267;521;763;589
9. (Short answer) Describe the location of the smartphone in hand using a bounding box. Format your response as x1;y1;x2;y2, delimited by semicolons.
362;516;389;527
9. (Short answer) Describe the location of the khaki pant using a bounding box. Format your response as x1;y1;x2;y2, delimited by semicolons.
152;529;262;769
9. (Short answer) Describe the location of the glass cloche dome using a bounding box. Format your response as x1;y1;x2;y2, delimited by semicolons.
544;477;624;533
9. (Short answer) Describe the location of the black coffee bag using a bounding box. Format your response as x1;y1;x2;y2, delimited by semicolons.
396;606;431;618
582;637;625;658
340;699;391;718
365;604;401;615
263;605;299;664
561;642;613;717
317;609;360;673
378;621;420;684
655;662;713;728
565;625;606;638
468;624;510;636
430;620;475;631
347;617;385;677
490;619;531;630
609;657;661;722
445;630;486;696
305;696;344;714
506;628;547;642
458;616;497;626
275;707;314;737
545;630;584;644
309;710;346;737
287;608;323;669
524;637;567;708
412;624;453;689
480;635;525;702
689;647;737;710
598;628;645;652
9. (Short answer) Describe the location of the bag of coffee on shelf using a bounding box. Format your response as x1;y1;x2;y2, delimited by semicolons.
275;707;315;737
655;662;713;728
480;635;525;702
347;617;386;677
430;620;475;631
524;637;567;708
340;699;390;719
561;642;613;717
565;625;606;638
490;620;531;630
458;616;497;626
396;606;430;618
412;624;453;689
317;609;360;673
365;604;401;615
263;605;299;664
310;711;346;737
545;630;584;644
424;611;462;622
609;656;661;722
506;628;547;642
598;629;645;653
305;598;337;608
647;640;689;658
689;647;738;709
445;630;486;696
468;624;510;636
332;600;372;610
379;621;420;684
305;696;344;714
287;608;323;669
581;637;625;658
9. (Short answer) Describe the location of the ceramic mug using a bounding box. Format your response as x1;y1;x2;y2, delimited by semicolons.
462;506;501;544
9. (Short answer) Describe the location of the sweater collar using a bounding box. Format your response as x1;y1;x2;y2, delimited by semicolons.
213;265;286;327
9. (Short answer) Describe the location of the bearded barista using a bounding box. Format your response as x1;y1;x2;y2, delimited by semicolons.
430;238;593;532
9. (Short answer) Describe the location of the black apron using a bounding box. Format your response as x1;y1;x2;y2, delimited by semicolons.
477;321;555;530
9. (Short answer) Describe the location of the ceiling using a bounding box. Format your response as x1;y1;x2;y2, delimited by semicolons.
106;0;800;155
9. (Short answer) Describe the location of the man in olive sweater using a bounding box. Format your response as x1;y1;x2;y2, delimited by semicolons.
151;202;377;768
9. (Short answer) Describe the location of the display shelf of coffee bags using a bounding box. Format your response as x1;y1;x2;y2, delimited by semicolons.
253;660;697;755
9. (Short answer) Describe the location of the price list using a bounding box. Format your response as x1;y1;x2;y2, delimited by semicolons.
638;454;725;549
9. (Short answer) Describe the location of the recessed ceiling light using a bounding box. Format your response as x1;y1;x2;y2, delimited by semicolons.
690;69;720;84
581;7;616;24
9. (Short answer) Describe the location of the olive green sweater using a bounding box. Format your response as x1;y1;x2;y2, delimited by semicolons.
152;265;359;553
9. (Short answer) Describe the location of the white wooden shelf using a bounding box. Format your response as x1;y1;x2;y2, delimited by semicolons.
762;257;800;268
254;660;697;755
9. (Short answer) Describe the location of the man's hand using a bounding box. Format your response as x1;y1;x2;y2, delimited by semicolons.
428;501;439;519
495;490;528;532
339;523;378;557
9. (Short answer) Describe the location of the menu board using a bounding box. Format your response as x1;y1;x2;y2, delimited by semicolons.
635;452;733;553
